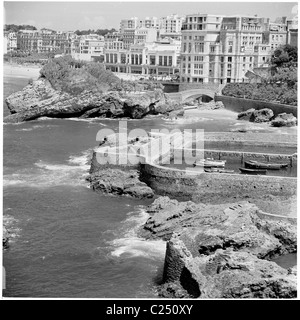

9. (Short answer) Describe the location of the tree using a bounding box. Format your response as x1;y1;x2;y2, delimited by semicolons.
271;44;298;70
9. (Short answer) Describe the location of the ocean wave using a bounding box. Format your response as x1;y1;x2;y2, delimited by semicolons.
163;117;213;125
3;149;92;188
108;207;166;260
3;214;21;243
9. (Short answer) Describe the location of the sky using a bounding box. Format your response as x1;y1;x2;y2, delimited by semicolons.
3;1;298;31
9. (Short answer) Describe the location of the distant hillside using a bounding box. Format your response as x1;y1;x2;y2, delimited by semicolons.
4;24;37;32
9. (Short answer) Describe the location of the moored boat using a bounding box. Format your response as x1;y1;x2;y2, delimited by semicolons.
244;160;288;170
194;158;226;168
204;168;234;173
239;167;267;175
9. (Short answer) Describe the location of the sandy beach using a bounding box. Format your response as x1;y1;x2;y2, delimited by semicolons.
3;63;41;79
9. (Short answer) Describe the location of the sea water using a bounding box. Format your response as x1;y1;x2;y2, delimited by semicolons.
2;73;296;298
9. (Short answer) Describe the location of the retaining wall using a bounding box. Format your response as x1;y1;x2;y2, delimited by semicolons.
140;162;297;203
216;95;298;117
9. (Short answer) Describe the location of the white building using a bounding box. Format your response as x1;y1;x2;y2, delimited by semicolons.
159;14;185;40
104;38;181;75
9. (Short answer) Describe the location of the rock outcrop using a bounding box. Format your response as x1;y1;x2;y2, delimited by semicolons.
4;78;183;123
271;113;297;127
3;226;9;249
87;168;154;199
237;108;274;123
237;108;255;121
139;196;297;298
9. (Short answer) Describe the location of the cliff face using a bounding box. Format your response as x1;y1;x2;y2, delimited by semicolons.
139;196;297;298
4;78;183;123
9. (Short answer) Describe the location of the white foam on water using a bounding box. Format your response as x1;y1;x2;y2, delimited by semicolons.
15;128;34;132
108;207;167;260
3;149;92;188
163;117;213;125
3;214;21;242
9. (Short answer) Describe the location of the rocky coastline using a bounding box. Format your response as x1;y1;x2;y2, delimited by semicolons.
4;77;183;123
237;108;297;127
139;196;297;298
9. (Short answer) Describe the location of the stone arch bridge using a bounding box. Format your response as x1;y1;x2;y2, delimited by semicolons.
166;84;225;103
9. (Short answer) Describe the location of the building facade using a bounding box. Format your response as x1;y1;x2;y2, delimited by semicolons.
159;14;185;40
179;14;292;84
104;38;181;75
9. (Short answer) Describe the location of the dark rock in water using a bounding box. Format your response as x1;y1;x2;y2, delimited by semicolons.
3;226;9;249
238;108;274;123
4;78;183;123
87;168;154;199
140;196;297;298
271;113;297;127
237;108;255;121
250;108;274;123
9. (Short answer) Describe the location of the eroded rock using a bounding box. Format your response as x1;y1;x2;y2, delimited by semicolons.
140;196;297;298
271;113;297;127
4;78;183;123
87;168;154;199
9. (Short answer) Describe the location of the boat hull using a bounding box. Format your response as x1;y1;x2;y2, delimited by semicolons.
239;167;267;175
244;160;288;170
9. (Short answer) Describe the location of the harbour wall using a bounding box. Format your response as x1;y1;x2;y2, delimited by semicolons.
140;161;297;203
215;95;298;117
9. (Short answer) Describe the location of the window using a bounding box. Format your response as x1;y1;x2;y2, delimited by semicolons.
169;56;172;66
227;63;232;69
159;56;162;65
193;63;203;75
195;42;204;53
164;56;168;66
194;56;204;61
210;45;215;53
150;55;155;65
243;57;246;62
188;43;192;53
228;57;232;62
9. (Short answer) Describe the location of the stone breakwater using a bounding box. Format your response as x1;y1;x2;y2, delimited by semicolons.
4;78;183;123
138;196;297;298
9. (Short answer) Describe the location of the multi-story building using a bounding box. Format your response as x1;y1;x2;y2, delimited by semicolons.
159;14;185;40
180;13;224;83
138;17;159;29
104;38;181;75
71;34;105;61
120;17;139;34
5;31;18;51
17;28;69;53
265;17;288;51
122;27;157;49
219;15;270;84
179;14;285;84
287;15;298;47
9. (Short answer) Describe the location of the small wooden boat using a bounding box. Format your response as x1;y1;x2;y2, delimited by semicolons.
194;158;226;168
204;168;234;173
244;160;288;170
239;167;267;175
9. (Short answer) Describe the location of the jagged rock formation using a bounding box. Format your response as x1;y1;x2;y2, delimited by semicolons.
238;108;274;123
271;113;297;127
139;196;297;298
87;168;154;199
237;108;256;121
4;78;183;123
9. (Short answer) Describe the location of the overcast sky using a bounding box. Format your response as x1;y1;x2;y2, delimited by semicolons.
3;1;298;31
